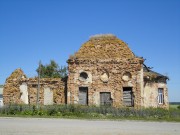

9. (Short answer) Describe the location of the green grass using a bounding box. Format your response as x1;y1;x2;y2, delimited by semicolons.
170;105;179;109
0;104;180;122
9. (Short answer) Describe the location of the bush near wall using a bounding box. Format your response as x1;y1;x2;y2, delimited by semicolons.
0;104;180;121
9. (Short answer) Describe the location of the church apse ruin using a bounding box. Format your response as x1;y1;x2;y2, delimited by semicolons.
3;34;169;108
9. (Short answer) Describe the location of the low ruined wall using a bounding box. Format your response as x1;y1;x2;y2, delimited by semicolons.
3;69;66;105
27;78;66;105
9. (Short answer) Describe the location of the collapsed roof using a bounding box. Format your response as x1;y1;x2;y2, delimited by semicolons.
143;65;169;82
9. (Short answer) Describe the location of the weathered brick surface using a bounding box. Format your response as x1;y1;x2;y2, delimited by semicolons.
67;58;143;108
74;34;134;59
3;34;169;109
67;35;144;108
3;69;26;104
3;69;66;105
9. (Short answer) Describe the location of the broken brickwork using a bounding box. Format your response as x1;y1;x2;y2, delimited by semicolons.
3;34;169;109
3;69;66;105
67;35;144;108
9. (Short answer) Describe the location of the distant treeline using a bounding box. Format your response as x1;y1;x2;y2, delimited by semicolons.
169;102;180;105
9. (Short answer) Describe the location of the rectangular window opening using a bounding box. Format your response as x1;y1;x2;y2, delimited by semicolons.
158;88;164;104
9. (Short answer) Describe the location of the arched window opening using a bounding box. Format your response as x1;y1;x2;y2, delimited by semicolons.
79;72;88;81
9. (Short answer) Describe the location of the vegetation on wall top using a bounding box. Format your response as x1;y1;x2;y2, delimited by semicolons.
73;34;135;59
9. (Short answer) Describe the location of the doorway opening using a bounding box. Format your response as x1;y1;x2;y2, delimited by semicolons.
123;87;134;107
100;92;112;106
79;87;88;105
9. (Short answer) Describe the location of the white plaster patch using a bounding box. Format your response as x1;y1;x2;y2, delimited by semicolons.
67;92;71;97
19;83;28;104
158;83;166;88
44;87;53;105
122;72;132;82
74;95;79;104
93;92;100;105
0;99;3;107
100;73;109;83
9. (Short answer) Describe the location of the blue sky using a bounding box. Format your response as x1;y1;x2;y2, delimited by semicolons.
0;0;179;102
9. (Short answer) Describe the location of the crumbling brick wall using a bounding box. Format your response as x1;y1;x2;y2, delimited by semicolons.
143;69;169;108
67;58;143;108
143;82;169;108
3;34;169;109
24;78;66;105
3;69;66;105
3;69;26;104
67;35;144;108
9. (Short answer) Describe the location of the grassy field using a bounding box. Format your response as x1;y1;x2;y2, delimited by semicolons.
170;105;179;109
169;102;180;109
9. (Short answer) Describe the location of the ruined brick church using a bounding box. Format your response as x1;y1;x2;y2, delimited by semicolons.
3;34;169;108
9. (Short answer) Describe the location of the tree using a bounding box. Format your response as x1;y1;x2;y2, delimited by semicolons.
36;60;68;78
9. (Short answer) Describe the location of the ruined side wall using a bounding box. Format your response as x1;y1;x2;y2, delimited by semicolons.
143;82;169;108
67;58;143;108
3;70;66;105
26;78;66;105
3;69;26;105
3;79;23;104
